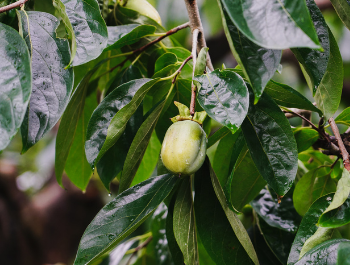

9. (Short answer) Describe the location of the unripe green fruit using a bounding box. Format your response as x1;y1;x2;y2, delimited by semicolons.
161;120;207;175
118;0;162;25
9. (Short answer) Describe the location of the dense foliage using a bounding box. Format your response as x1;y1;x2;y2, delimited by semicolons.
1;0;350;264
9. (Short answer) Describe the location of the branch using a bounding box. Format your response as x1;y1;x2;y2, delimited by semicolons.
183;0;214;71
0;0;28;13
125;236;153;265
329;117;350;171
190;29;199;116
172;55;193;83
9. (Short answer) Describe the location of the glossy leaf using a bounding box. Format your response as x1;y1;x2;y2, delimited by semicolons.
55;60;107;187
17;10;74;153
194;69;249;134
314;28;343;120
0;22;31;151
85;78;156;168
119;102;165;193
242;93;298;196
207;126;230;148
251;188;301;233
264;80;322;115
293;128;320;153
293;167;335;216
330;0;350;31
194;163;254;265
337;241;350;265
58;0;108;66
108;237;138;265
318;197;350;229
173;177;199;265
209;164;259;265
220;0;320;49
154;53;178;74
230;145;266;211
291;0;330;93
295;239;350;265
194;47;209;76
287;193;335;265
105;24;156;51
257;216;295;264
219;2;282;103
73;174;178;265
335;107;350;126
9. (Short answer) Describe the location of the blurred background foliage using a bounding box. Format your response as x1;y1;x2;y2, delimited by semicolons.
0;0;350;264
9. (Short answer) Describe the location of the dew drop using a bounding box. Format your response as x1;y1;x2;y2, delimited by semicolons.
108;192;112;197
327;197;332;201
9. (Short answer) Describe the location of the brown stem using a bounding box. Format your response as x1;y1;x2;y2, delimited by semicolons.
172;55;193;84
190;29;199;116
0;0;28;13
126;236;153;265
329;117;350;171
183;0;214;71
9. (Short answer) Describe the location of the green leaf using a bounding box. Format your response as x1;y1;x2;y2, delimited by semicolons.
230;145;266;211
252;188;301;233
335;107;350;126
241;93;298;196
119;101;165;193
105;24;156;52
287;193;335;265
218;2;282;103
56;0;108;67
85;78;157;167
207;126;230;148
17;10;74;153
295;239;350;265
73;174;178;265
0;22;31;151
209;164;259;265
154;53;178;74
337;241;350;265
194;47;209;76
293;167;335;216
55;60;106;188
264;80;322;115
173;177;199;265
314;28;343;120
194;69;249;134
293;128;320;153
330;0;350;31
257;215;295;264
131;132;161;187
220;0;321;49
194;163;255;265
318;169;350;227
64;91;97;190
291;0;330;94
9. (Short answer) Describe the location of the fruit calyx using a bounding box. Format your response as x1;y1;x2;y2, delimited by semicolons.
170;101;207;125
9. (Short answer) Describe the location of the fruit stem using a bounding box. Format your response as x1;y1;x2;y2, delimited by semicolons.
190;29;199;116
0;0;29;13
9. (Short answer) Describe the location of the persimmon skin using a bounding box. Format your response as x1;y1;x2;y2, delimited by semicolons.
161;120;207;175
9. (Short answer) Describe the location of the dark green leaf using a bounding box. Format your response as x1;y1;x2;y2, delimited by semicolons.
119;101;165;193
293;167;335;216
64;91;97;190
218;2;282;103
291;0;330;94
194;69;249;134
330;0;350;31
194;47;209;76
105;24;156;51
337;241;350;265
335;107;350;126
314;28;343;120
230;145;266;211
209;164;259;265
0;22;31;151
318;197;350;228
242;93;298;196
73;174;178;265
293;128;320;153
17;10;74;153
55;59;106;188
207;126;230;148
194;163;254;265
287;193;335;265
257;216;295;264
264;80;322;115
295;239;350;265
251;188;301;233
173;177;199;265
154;53;178;73
57;0;108;66
220;0;320;49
